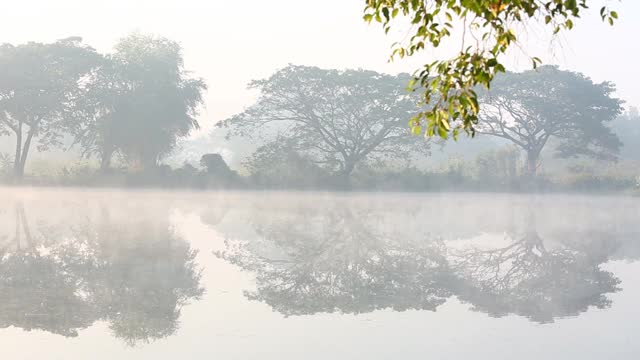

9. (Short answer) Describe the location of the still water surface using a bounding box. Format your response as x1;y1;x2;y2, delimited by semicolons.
0;187;639;359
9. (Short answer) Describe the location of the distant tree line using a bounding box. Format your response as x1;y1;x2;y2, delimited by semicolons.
1;35;638;192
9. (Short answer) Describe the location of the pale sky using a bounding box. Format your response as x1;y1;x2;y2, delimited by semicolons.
1;0;638;136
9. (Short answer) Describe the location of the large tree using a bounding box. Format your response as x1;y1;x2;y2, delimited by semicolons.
221;65;429;185
363;1;620;137
73;33;207;171
0;37;99;178
476;66;623;176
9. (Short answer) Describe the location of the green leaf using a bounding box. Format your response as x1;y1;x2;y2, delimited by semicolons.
565;19;573;30
437;126;448;138
441;117;451;131
382;7;390;21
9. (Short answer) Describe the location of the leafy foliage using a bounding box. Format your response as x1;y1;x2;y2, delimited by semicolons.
0;37;99;177
363;0;619;138
73;33;207;171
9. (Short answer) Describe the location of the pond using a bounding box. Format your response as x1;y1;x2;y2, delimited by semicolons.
0;187;639;359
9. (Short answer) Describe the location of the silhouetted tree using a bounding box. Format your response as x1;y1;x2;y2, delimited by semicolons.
477;66;623;176
73;33;207;171
221;65;430;187
0;37;99;178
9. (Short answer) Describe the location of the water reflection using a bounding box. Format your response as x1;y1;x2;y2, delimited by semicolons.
216;199;627;323
0;202;203;345
1;190;637;350
217;206;452;315
450;212;621;323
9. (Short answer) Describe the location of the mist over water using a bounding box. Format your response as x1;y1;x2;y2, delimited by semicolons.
2;1;640;358
1;187;638;359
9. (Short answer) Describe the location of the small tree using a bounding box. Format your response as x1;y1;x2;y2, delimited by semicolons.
477;66;622;176
221;65;429;187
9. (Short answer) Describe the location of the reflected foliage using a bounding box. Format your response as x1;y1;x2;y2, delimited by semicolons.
0;203;203;344
451;222;620;323
217;202;625;323
218;207;451;315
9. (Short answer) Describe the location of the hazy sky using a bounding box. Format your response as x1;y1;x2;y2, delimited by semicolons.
1;0;638;135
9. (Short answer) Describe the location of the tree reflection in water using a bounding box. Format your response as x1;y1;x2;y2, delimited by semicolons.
218;207;452;315
0;202;203;345
216;202;624;323
450;212;621;323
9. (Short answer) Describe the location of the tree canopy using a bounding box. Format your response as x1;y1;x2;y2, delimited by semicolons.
221;65;430;185
476;66;623;175
363;0;619;138
0;37;99;177
74;33;207;171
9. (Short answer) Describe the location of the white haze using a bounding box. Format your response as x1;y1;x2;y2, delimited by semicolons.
1;0;638;136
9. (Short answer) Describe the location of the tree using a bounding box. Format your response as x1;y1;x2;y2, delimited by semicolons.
476;66;622;176
221;65;429;186
73;33;207;171
0;37;99;178
363;1;619;137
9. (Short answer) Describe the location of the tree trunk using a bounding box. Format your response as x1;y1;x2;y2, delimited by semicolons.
337;161;355;190
100;147;114;173
14;129;35;179
525;149;540;177
13;123;23;178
